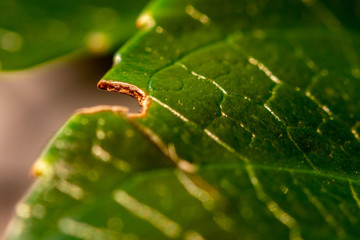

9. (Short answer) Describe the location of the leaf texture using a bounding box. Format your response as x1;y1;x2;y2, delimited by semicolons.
4;0;360;239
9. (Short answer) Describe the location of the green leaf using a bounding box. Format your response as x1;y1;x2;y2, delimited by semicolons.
5;0;360;239
0;0;148;71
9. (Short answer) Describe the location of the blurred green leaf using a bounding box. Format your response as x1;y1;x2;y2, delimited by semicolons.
4;0;360;239
0;0;148;71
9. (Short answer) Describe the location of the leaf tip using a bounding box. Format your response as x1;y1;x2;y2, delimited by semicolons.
97;79;150;118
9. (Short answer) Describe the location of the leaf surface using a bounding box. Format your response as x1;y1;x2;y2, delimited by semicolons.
0;0;148;71
5;0;360;239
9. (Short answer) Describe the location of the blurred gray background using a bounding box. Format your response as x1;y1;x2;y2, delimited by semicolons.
0;55;140;236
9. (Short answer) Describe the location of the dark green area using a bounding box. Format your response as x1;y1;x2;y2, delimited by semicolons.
0;0;148;70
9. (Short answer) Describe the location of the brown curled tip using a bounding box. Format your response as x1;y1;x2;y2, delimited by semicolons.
97;79;150;118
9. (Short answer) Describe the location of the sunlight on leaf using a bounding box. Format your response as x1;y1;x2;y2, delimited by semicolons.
4;0;360;239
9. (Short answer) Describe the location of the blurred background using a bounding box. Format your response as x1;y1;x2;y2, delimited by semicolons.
0;55;140;236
